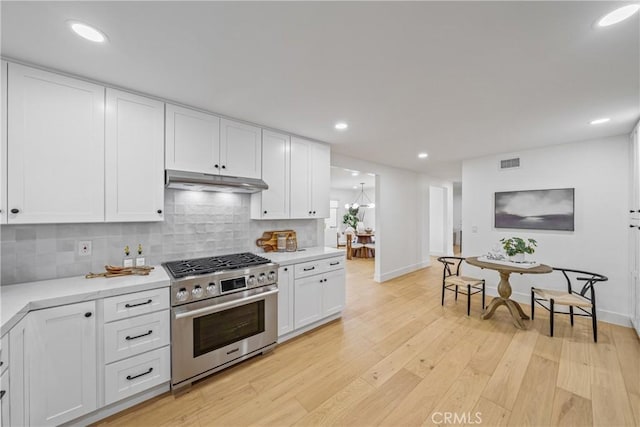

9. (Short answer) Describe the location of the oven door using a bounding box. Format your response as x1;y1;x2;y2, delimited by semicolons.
171;285;278;387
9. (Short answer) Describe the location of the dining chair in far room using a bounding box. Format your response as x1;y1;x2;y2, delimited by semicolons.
344;227;363;259
437;257;486;316
531;268;608;342
337;232;347;249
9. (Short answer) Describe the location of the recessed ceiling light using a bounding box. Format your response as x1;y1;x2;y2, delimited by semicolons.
353;185;358;189
597;4;640;27
69;21;107;43
335;122;348;130
590;117;611;125
418;153;429;159
351;171;359;176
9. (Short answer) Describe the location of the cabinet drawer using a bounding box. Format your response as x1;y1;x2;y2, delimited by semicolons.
103;288;169;322
104;346;170;405
104;311;170;364
0;333;8;375
294;260;322;279
322;256;345;273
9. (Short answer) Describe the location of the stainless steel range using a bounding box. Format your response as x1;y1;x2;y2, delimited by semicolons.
163;252;278;392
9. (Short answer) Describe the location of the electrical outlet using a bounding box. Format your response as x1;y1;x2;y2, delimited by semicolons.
78;240;92;256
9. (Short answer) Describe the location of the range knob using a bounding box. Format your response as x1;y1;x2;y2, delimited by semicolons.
206;283;216;295
176;288;189;302
192;286;203;298
257;274;266;284
267;271;276;282
247;275;257;286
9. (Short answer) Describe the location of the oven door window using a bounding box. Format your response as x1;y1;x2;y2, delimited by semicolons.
193;300;265;357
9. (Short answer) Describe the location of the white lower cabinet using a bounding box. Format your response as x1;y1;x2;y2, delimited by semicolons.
102;288;170;406
277;266;294;337
1;369;9;427
104;346;170;405
288;256;346;334
29;301;98;426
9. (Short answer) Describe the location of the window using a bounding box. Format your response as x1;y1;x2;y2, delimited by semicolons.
325;200;338;228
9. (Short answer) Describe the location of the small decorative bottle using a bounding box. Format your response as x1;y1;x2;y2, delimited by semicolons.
135;244;146;267
123;246;134;268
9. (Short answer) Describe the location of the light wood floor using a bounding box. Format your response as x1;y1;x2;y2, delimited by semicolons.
98;257;640;427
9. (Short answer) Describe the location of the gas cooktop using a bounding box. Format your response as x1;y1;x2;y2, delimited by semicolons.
163;252;272;279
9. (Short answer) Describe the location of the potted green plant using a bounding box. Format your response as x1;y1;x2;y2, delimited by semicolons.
500;237;537;262
342;207;359;229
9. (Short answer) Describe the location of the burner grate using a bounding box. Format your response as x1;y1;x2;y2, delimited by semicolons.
164;252;271;279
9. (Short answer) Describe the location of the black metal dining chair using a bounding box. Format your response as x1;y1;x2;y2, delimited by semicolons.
531;268;608;342
437;257;485;316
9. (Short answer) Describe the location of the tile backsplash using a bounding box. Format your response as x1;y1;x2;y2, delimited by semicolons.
1;190;322;285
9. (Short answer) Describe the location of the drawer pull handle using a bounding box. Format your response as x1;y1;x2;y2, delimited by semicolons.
125;330;153;341
0;390;5;400
126;367;153;381
329;261;340;266
303;266;315;271
125;299;153;308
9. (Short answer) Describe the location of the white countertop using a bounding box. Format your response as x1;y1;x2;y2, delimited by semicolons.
1;266;170;336
262;246;345;266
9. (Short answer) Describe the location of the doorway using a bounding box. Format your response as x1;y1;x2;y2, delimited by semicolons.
429;185;448;256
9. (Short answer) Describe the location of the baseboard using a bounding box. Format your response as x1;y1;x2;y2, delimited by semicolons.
62;383;170;426
277;312;342;343
377;259;431;283
484;287;632;328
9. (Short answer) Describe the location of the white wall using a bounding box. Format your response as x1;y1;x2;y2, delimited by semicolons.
453;183;462;231
332;153;453;282
429;186;445;255
462;134;630;326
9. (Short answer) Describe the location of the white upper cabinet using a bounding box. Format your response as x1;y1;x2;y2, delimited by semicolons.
165;104;220;174
7;63;105;224
251;130;290;219
1;61;7;225
290;137;330;218
106;89;165;222
220;118;262;179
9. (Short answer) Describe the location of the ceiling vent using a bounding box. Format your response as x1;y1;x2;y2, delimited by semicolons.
499;157;520;170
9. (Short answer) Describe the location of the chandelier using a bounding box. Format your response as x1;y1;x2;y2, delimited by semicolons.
345;183;375;209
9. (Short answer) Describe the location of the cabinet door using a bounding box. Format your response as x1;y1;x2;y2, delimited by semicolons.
0;369;8;427
277;266;294;336
290;137;312;218
1;61;7;225
8;63;105;223
165;104;220;174
106;89;164;222
9;318;28;427
29;301;97;426
256;130;290;219
220;118;262;179
322;269;346;316
294;275;323;329
311;142;330;218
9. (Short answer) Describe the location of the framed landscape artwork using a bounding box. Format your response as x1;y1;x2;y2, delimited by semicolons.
495;188;575;231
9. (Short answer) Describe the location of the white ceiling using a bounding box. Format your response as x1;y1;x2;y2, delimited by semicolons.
2;1;638;180
331;166;375;191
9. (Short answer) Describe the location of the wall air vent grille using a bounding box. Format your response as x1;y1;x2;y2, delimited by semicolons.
500;158;520;170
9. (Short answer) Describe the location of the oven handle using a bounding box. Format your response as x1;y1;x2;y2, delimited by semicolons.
174;288;279;320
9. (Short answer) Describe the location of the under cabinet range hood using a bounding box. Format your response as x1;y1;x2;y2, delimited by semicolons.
165;170;268;193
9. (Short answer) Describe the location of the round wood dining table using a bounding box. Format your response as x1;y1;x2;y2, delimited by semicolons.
465;256;552;329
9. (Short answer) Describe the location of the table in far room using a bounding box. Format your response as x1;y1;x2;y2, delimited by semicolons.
465;256;552;329
355;233;375;258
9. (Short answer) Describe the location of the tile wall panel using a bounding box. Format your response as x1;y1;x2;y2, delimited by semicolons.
0;190;321;285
